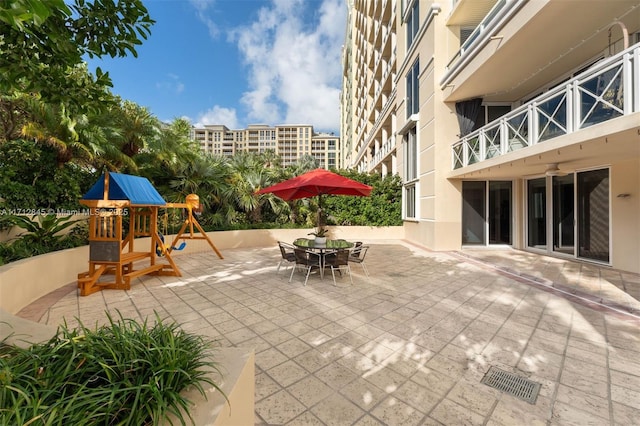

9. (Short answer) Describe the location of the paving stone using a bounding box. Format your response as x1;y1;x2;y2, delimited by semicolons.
287;375;334;408
430;398;486;425
255;389;306;425
21;243;640;425
267;360;309;387
556;383;611;419
550;401;610;426
370;396;426;426
447;379;498;417
255;371;282;402
311;393;365;426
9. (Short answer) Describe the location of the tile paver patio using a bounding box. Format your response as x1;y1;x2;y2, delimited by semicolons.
19;241;640;425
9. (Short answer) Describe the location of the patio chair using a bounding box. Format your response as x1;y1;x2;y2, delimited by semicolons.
277;241;296;274
325;249;353;286
349;245;370;279
289;248;322;286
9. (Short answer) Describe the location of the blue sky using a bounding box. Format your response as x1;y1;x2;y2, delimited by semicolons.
88;0;347;134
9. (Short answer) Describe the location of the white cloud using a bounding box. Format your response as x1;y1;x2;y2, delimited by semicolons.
156;73;185;95
195;105;240;129
189;0;220;38
229;0;346;133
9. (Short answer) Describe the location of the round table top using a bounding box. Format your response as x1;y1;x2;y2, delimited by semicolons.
293;238;354;250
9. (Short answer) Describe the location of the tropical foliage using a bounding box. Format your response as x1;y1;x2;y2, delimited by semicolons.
0;311;222;425
0;0;153;112
0;0;403;265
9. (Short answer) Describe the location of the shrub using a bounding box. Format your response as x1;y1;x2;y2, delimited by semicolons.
0;311;224;425
0;214;88;264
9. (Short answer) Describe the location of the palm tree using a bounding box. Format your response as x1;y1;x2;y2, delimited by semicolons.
227;153;288;224
290;154;319;175
116;101;159;158
76;107;137;172
137;117;200;184
166;154;236;227
19;100;93;167
260;149;281;169
0;91;31;142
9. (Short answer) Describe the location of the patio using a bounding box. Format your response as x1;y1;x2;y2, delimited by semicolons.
18;241;640;425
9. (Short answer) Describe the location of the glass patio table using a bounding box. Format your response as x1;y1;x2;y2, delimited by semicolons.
292;238;354;276
293;238;354;250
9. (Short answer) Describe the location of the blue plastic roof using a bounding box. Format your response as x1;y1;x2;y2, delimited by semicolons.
82;173;166;205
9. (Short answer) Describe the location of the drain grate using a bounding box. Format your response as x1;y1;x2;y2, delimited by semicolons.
481;367;541;404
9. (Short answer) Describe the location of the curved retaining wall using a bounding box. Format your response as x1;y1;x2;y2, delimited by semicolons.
0;226;403;315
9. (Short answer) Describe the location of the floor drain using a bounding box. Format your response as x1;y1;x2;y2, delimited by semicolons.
481;367;541;404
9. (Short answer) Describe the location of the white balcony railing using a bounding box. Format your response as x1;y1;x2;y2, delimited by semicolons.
444;0;524;81
452;44;640;170
369;136;395;169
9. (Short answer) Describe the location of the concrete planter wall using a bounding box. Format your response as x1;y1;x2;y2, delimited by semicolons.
0;245;90;315
0;307;254;426
162;348;255;426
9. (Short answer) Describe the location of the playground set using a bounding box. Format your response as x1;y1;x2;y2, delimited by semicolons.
77;172;222;296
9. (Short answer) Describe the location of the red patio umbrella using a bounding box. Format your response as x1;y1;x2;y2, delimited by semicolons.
256;168;373;225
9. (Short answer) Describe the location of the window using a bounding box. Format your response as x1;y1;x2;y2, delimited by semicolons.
406;59;419;117
462;181;512;245
406;0;419;49
460;27;475;45
472;104;511;131
405;127;417;181
405;185;416;218
403;127;418;219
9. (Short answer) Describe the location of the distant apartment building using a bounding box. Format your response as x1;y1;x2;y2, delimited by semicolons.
192;124;341;168
341;0;640;274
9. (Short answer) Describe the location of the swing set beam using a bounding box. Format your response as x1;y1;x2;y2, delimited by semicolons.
164;201;224;259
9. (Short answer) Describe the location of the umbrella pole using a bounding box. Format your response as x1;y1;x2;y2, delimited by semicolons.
317;194;323;228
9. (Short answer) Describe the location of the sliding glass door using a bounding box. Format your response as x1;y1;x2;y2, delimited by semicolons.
577;169;610;262
527;178;546;249
462;182;485;245
489;181;512;244
552;174;574;255
526;168;610;263
462;181;512;246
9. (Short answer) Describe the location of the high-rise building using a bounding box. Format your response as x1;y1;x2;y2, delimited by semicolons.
342;0;640;274
340;0;397;176
191;124;341;168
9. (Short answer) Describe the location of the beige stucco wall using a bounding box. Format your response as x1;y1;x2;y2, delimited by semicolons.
396;7;462;250
162;348;255;426
0;245;90;315
0;226;404;315
611;158;640;273
0;214;88;243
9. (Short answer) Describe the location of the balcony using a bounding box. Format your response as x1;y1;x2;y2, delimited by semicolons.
443;1;640;105
452;44;640;170
444;0;519;76
368;136;395;170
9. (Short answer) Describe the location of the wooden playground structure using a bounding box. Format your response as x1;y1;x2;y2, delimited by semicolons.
77;172;222;296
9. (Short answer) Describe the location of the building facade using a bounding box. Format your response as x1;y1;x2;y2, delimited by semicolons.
340;0;398;177
342;0;640;274
192;124;341;168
